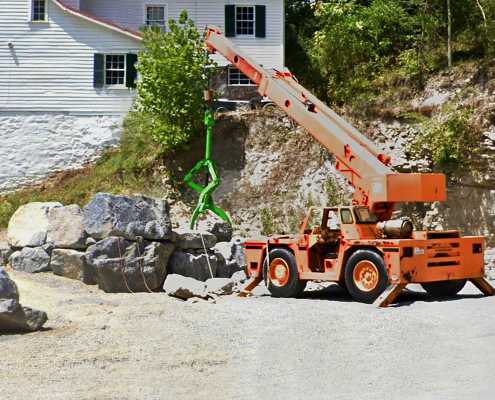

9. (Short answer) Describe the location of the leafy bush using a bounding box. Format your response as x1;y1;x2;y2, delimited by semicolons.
410;109;482;177
136;11;214;150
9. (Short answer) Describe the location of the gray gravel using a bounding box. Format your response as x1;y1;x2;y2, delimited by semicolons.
1;271;494;400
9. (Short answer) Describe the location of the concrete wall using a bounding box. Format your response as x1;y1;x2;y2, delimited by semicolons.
0;112;122;192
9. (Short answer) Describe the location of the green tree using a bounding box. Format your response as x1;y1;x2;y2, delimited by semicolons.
136;11;215;150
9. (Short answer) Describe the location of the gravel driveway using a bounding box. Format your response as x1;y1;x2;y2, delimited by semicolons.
1;271;494;400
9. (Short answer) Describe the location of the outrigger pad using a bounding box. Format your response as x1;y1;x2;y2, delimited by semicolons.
238;276;263;298
470;278;495;296
373;282;407;308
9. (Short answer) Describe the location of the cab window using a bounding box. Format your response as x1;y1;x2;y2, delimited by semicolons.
340;209;354;224
354;207;378;224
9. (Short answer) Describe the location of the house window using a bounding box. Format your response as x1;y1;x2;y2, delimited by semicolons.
146;5;166;29
235;6;255;35
105;55;126;87
228;67;254;86
32;0;47;22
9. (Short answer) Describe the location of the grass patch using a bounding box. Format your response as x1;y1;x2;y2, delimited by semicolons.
0;112;165;228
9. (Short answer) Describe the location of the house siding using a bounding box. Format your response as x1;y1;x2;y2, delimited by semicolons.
80;0;284;69
0;0;140;113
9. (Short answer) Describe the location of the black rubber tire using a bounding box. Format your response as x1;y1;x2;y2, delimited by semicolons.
421;279;467;298
263;248;306;298
344;249;388;304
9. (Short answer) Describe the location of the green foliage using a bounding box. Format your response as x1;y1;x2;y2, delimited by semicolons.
325;177;350;206
410;109;482;177
260;208;277;236
136;11;214;150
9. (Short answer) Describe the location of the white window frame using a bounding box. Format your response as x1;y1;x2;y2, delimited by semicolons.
228;67;255;86
235;5;255;36
144;3;168;30
104;54;127;89
30;0;48;23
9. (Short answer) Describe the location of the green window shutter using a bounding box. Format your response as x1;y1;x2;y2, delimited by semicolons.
255;5;266;38
93;53;105;88
225;5;236;37
126;53;138;89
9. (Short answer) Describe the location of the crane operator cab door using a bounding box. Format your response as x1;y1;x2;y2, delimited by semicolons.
305;207;342;273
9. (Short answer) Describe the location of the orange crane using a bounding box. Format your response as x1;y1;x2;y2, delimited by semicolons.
204;26;494;307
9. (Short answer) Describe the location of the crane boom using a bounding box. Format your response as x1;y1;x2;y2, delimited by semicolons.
205;26;446;220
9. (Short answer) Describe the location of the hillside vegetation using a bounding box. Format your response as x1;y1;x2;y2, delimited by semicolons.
1;1;494;233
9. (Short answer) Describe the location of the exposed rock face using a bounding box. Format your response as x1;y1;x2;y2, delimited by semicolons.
167;251;225;282
46;205;87;250
163;274;208;300
0;299;48;332
0;267;19;301
0;267;47;332
9;247;51;273
51;249;87;281
85;237;174;293
175;229;217;250
7;202;62;248
83;193;172;241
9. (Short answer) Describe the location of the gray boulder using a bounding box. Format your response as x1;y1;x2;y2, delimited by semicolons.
167;250;225;281
212;239;246;278
209;222;233;243
175;229;217;250
0;299;47;333
163;274;207;300
83;193;172;241
7;202;62;247
86;237;174;293
51;249;90;282
0;267;19;301
46;205;87;250
231;270;248;293
205;278;234;296
9;247;51;273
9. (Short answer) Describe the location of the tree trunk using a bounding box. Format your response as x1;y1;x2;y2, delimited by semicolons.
447;0;452;69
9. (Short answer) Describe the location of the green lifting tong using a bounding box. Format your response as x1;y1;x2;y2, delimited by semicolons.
184;107;232;229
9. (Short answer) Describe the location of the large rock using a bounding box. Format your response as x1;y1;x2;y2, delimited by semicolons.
9;246;51;273
175;229;217;250
7;202;62;247
0;267;19;301
167;250;225;281
212;239;246;278
83;193;172;241
46;205;87;250
0;299;47;332
86;237;174;293
163;274;208;300
51;249;91;282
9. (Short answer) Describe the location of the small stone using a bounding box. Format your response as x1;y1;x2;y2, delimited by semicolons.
9;247;51;273
163;274;208;300
205;278;234;296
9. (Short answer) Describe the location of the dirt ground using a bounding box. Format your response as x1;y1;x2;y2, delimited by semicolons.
1;271;495;400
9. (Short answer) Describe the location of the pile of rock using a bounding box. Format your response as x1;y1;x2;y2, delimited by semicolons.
0;267;47;332
4;193;247;295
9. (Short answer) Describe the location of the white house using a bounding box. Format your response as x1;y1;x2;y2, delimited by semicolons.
0;0;284;191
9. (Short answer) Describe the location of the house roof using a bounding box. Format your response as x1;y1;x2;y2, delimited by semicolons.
51;0;143;41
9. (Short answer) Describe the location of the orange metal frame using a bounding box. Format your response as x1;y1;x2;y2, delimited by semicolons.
204;26;494;306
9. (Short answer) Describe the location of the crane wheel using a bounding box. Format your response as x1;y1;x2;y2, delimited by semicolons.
421;279;467;298
344;249;388;304
263;248;306;298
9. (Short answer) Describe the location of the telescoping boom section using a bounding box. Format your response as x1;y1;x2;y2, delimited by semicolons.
205;26;445;220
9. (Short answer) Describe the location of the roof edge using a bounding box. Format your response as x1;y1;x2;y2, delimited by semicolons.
51;0;143;41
